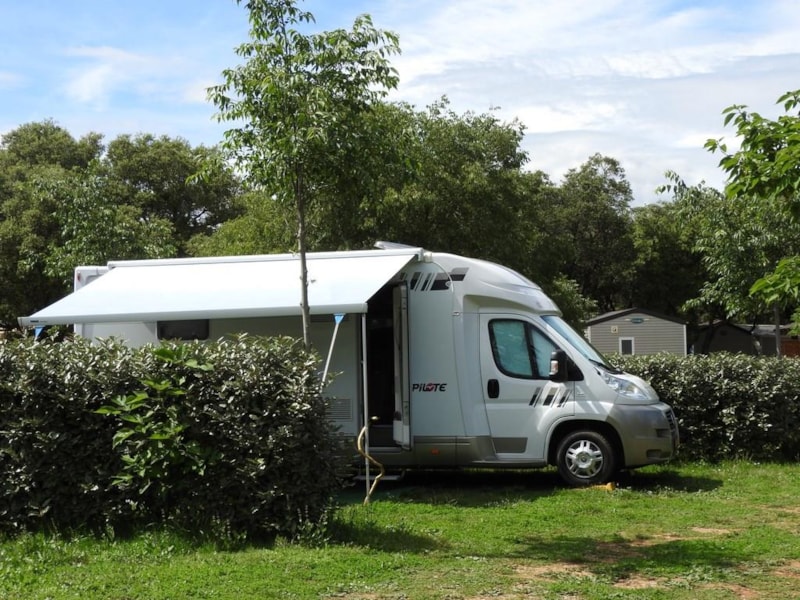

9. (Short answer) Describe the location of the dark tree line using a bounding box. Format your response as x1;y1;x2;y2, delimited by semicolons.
1;112;707;331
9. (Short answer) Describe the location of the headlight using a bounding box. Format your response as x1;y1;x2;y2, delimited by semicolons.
602;372;650;401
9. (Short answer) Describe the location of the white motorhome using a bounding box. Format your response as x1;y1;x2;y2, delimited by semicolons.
19;244;678;486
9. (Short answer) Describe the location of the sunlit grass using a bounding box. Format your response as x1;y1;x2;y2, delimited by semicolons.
2;461;799;599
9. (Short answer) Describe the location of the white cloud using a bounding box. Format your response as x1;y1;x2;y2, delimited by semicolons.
367;0;800;201
62;46;165;108
60;45;220;110
0;71;24;89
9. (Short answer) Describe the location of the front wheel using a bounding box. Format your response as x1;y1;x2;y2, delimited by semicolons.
556;430;617;487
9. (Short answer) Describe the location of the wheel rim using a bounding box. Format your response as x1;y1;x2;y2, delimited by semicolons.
564;439;604;480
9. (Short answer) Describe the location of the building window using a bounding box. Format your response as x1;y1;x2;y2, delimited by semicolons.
619;337;635;355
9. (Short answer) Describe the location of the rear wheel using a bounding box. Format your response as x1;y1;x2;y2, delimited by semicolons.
556;430;617;487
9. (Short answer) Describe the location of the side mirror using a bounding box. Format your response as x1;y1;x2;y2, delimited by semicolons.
549;349;568;382
549;349;583;382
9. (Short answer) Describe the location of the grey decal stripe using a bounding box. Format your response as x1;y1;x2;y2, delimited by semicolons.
529;387;542;406
430;273;451;290
449;267;468;281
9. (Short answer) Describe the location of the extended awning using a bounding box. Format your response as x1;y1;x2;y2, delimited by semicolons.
18;248;423;327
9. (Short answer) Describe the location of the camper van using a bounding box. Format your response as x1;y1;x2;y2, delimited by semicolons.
19;244;678;487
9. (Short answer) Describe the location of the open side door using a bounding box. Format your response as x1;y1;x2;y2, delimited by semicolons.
392;283;411;448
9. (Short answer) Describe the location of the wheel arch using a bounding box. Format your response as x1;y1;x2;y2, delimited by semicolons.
547;419;624;467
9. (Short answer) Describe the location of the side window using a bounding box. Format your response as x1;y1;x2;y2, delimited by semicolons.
488;319;559;379
529;327;557;378
489;320;534;377
157;319;209;341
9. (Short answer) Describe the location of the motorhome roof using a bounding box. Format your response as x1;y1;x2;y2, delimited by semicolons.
428;252;561;315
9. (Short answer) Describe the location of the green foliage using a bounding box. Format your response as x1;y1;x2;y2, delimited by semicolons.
0;121;241;327
187;190;295;256
544;275;598;330
0;119;102;174
551;154;636;313
659;170;800;324
704;90;800;332
750;256;800;336
96;349;215;498
40;169;178;286
629;200;705;319
612;353;800;461
706;89;800;220
0;120;105;325
0;337;137;533
102;134;242;251
211;1;400;198
0;336;341;540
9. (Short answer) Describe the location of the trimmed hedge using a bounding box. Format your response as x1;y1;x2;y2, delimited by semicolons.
4;337;797;538
0;335;341;540
612;353;800;462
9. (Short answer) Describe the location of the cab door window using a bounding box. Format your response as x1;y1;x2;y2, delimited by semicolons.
488;319;557;379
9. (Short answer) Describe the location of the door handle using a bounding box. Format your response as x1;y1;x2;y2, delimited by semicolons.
487;378;499;399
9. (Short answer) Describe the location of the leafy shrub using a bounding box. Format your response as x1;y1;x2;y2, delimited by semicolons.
0;337;136;533
0;335;342;540
612;353;800;461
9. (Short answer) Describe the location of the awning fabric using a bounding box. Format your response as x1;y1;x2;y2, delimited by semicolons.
19;248;422;326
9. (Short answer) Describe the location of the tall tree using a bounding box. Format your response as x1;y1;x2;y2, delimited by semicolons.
43;166;177;286
660;172;800;327
628;199;705;318
0;119;102;175
0;122;104;326
187;189;295;257
103;134;241;254
208;0;400;348
706;90;800;336
552;154;636;313
364;99;550;275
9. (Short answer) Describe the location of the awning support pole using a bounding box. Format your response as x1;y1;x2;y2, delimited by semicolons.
361;313;371;499
321;313;345;383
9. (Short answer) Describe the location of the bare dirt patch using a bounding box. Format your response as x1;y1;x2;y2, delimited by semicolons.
690;527;733;535
699;583;760;599
515;562;595;580
773;559;800;580
612;575;664;589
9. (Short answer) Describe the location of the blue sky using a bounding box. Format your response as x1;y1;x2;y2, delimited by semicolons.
1;0;798;203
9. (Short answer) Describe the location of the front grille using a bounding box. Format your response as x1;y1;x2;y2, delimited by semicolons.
664;408;679;447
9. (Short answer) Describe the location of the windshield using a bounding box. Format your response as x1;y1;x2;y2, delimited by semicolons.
541;315;611;368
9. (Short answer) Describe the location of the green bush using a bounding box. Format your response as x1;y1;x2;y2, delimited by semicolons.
612;353;800;462
0;336;342;540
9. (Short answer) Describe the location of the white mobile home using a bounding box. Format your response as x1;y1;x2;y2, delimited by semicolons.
19;245;678;486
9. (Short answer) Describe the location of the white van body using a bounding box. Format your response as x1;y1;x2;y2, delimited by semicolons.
20;245;678;486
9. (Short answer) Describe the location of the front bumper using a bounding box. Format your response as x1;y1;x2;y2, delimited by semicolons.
611;403;679;468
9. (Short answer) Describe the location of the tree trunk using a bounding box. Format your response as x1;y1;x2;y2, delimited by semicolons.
296;171;311;351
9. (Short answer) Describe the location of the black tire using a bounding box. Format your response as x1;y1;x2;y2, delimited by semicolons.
555;430;617;487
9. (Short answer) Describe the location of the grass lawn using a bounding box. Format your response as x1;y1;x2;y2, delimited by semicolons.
2;461;799;599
